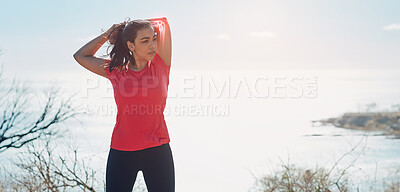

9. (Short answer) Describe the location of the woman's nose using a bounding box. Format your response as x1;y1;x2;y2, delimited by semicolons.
150;41;156;49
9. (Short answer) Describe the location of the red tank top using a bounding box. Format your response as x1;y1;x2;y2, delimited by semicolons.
105;53;171;151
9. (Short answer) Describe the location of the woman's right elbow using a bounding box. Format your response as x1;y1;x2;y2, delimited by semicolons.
73;52;82;61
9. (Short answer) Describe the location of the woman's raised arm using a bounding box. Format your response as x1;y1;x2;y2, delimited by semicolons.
148;17;172;66
73;22;126;78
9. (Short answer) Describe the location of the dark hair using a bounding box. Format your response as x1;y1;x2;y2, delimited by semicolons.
105;19;154;73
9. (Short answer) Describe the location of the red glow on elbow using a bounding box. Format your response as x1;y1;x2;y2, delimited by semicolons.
152;20;165;32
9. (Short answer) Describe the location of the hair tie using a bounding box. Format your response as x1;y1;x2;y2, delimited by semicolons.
108;24;125;45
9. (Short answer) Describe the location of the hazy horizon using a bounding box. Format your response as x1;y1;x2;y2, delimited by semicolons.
1;0;400;81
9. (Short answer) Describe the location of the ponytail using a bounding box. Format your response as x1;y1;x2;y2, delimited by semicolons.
107;24;131;73
105;19;153;73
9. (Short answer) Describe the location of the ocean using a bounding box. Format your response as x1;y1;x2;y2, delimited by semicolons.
1;68;400;191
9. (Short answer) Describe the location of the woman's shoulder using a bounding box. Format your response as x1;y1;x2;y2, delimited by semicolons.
104;59;128;79
152;53;170;73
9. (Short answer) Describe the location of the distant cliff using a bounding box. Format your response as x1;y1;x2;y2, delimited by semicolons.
313;112;400;138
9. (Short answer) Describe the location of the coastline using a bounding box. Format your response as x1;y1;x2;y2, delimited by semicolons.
312;112;400;139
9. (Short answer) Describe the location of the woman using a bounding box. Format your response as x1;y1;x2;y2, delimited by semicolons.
73;17;174;192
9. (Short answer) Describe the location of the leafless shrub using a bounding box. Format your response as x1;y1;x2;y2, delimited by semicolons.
383;166;400;192
0;73;85;153
249;124;373;192
1;135;98;192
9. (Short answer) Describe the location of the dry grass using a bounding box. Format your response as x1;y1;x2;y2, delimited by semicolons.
249;158;400;192
249;129;400;192
0;136;148;192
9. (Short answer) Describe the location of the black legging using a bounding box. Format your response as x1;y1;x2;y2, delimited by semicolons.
106;143;175;192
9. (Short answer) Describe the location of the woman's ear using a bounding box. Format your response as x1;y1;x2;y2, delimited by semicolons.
127;41;135;51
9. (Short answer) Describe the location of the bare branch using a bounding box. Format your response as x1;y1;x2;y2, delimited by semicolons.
0;77;84;152
8;136;99;191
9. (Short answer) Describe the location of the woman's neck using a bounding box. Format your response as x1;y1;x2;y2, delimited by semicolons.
129;59;147;71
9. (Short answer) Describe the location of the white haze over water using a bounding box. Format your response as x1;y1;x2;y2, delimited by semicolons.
1;68;400;191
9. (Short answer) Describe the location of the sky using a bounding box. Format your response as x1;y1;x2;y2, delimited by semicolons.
0;0;399;81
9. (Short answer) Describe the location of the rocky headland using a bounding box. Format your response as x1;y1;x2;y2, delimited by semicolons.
312;112;400;138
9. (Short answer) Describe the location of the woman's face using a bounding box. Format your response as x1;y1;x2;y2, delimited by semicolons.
128;26;157;61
